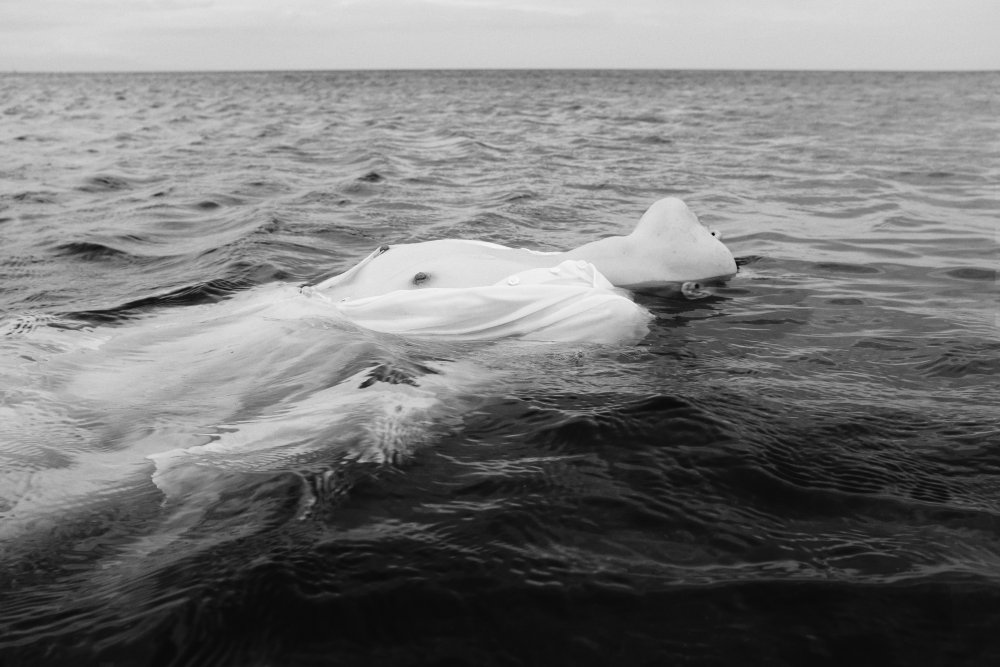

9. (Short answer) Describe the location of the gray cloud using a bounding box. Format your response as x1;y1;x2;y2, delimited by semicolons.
1;0;998;71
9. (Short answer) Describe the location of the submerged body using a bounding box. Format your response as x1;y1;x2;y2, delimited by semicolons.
0;197;737;567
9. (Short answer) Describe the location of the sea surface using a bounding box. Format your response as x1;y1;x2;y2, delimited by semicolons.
0;70;998;666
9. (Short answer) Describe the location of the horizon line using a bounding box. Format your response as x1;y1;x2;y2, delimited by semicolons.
4;66;998;75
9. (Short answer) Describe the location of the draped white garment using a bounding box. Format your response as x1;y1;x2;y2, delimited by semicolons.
301;255;653;344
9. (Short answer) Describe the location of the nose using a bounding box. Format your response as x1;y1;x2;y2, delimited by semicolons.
709;229;723;241
681;281;708;299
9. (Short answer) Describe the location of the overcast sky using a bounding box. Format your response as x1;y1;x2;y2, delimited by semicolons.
2;0;998;72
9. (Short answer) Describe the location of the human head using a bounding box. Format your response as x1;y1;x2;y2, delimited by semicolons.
621;197;737;291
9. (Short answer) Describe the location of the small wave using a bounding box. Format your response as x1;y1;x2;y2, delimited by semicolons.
734;398;1000;521
636;134;674;145
914;340;1000;379
51;241;134;262
814;262;883;275
9;190;60;204
357;171;385;183
735;255;764;267
76;171;168;194
938;267;997;282
77;174;133;192
875;214;937;230
527;393;730;456
811;202;899;220
892;170;980;185
1;312;61;337
175;192;248;213
65;275;262;324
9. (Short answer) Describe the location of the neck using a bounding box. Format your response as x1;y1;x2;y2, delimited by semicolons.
562;235;638;287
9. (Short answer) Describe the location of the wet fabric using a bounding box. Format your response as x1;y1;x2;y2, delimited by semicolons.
303;258;653;343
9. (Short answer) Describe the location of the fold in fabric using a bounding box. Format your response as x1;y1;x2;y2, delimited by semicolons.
303;259;653;344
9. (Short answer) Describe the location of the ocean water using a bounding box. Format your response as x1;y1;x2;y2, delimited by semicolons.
0;70;998;666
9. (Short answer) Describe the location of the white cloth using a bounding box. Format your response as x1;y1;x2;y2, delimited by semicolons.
303;259;652;344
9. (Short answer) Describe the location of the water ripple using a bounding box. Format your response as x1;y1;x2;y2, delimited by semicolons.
2;69;999;666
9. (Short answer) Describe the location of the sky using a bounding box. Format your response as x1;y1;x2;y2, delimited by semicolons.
1;0;998;72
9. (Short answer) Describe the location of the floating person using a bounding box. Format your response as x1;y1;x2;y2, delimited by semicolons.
301;196;737;342
0;197;737;565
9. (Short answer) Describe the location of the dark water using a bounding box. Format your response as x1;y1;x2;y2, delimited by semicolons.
1;70;998;666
